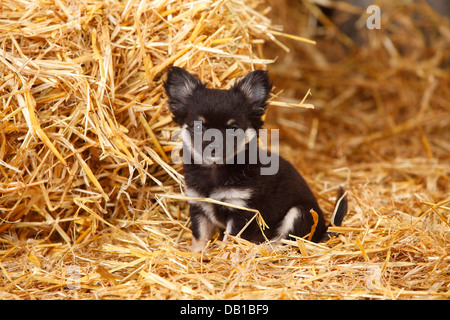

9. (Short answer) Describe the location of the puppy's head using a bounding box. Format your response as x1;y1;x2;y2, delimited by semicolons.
164;67;272;165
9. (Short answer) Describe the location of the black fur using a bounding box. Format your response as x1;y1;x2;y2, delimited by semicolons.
164;67;348;251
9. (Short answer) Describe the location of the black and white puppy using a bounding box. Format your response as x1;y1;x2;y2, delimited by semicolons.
164;67;347;252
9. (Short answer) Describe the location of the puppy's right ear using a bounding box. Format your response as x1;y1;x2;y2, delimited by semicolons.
164;67;203;124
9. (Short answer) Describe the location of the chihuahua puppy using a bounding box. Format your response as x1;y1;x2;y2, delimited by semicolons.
164;67;347;252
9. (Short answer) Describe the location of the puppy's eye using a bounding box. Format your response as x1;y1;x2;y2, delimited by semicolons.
229;124;239;131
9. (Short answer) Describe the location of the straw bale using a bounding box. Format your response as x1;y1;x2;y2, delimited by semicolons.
1;0;449;300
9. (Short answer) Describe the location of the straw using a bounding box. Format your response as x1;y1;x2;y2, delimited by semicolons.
1;0;449;300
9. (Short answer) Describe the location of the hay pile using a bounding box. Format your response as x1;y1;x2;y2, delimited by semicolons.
0;0;449;299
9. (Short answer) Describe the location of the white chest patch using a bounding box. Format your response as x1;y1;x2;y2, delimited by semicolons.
210;187;252;208
185;187;252;229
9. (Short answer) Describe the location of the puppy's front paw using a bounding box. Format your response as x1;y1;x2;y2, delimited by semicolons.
191;237;208;253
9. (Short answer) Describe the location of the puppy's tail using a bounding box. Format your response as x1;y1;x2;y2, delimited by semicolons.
321;187;348;241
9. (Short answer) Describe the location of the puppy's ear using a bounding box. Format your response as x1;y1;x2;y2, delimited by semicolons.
233;70;272;107
164;67;203;124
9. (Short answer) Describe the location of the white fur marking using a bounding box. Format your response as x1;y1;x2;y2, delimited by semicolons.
276;207;301;238
185;186;202;199
185;187;252;230
191;214;216;252
223;219;234;242
210;188;252;208
191;237;207;253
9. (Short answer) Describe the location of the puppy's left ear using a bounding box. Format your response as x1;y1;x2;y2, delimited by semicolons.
233;70;272;107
